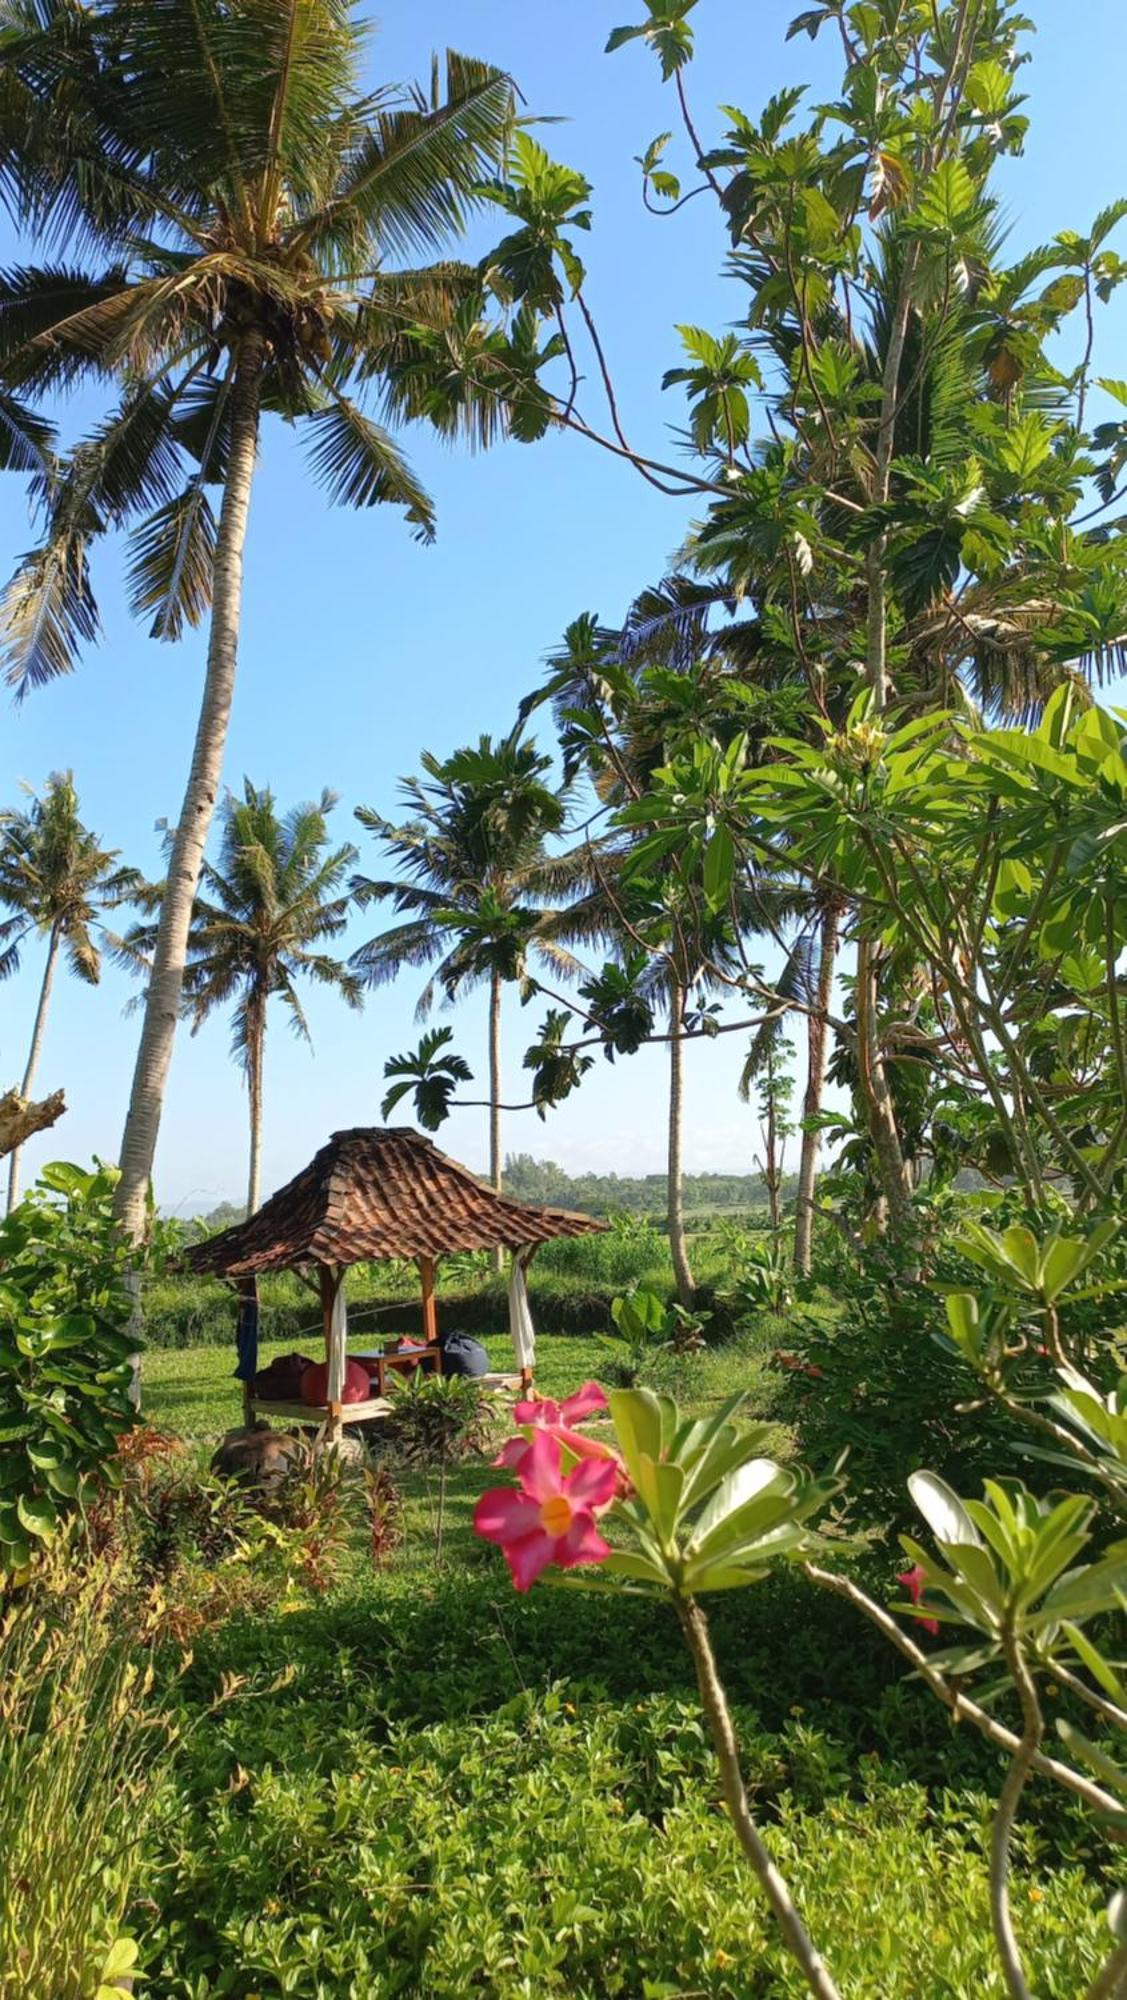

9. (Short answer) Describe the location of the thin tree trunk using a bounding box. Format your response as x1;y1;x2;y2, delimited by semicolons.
246;996;265;1217
856;933;913;1236
793;902;839;1276
489;966;503;1276
668;978;695;1306
6;923;60;1215
676;1596;842;1999
765;1091;781;1232
114;333;265;1247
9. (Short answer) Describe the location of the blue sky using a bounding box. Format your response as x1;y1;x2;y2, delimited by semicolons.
3;0;1126;1215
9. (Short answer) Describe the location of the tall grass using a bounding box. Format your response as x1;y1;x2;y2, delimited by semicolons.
0;1555;172;2000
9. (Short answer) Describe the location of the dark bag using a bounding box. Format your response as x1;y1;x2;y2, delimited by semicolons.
253;1351;317;1401
439;1330;489;1378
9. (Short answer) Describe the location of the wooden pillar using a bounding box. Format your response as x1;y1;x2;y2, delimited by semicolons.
418;1254;439;1360
238;1274;259;1426
319;1263;343;1443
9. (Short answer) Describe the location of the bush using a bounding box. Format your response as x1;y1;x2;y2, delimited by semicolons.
142;1563;1105;1998
0;1163;139;1576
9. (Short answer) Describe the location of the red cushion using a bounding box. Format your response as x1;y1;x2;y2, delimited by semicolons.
299;1359;372;1407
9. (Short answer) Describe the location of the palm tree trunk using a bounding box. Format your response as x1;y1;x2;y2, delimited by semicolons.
489;966;503;1276
668;979;695;1307
793;902;839;1276
114;333;266;1246
246;997;265;1217
6;923;60;1215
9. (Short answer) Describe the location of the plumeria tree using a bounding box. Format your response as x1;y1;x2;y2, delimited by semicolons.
404;0;1127;1249
475;1350;1127;2000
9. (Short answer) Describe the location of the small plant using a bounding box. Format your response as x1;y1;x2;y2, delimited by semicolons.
603;1285;709;1385
262;1438;365;1593
718;1233;795;1317
385;1372;494;1563
364;1461;403;1568
384;1371;493;1468
0;1163;139;1580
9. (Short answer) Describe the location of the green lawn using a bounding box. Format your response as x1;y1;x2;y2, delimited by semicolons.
143;1332;615;1439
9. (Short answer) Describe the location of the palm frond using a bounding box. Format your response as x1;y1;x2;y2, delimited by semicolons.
304;50;513;261
738;930;817;1098
0;531;99;695
126;483;217;639
0;386;53;472
303;391;434;538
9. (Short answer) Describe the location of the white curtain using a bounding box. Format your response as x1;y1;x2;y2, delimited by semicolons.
326;1270;348;1401
507;1251;536;1375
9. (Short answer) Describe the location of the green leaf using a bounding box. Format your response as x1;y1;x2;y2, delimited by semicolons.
16;1489;58;1540
908;1472;981;1547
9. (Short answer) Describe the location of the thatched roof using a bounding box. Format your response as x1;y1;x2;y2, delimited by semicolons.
184;1126;606;1277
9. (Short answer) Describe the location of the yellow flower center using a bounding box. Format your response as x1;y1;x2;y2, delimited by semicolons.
540;1494;573;1537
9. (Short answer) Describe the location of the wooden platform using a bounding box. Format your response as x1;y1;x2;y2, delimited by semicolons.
249;1396;392;1426
248;1372;522;1435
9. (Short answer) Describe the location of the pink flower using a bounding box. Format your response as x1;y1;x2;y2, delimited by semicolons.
474;1429;617;1591
897;1563;939;1637
496;1379;625;1484
513;1381;608;1429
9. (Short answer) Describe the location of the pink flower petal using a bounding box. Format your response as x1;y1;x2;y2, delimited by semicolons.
474;1488;541;1543
564;1455;620;1514
556;1512;611;1570
559;1381;608;1425
514;1428;565;1504
897;1564;926;1604
493;1436;532;1471
505;1531;557;1591
897;1564;939;1636
514;1394;561;1427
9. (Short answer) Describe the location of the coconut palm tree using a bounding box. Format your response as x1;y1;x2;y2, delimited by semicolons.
351;732;582;1218
0;771;138;1211
124;781;360;1214
527;607;806;1304
0;1;519;1242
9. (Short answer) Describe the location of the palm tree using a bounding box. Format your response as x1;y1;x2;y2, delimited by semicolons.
528;608;804;1305
124;781;360;1214
0;2;518;1242
351;733;581;1219
0;771;138;1211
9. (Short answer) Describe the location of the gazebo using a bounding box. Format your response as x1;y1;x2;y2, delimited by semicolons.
184;1126;606;1439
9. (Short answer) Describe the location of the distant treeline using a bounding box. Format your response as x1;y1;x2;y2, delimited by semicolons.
182;1156;787;1238
501;1153;792;1217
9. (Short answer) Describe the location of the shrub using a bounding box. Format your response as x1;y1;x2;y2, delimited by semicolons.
0;1163;138;1577
383;1372;494;1468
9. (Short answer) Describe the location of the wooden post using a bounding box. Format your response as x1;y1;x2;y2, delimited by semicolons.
418;1254;439;1361
238;1274;258;1426
320;1263;343;1444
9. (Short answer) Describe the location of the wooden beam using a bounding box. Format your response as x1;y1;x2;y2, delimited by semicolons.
418;1254;439;1355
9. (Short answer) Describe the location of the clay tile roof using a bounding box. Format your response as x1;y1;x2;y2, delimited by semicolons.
183;1126;607;1277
